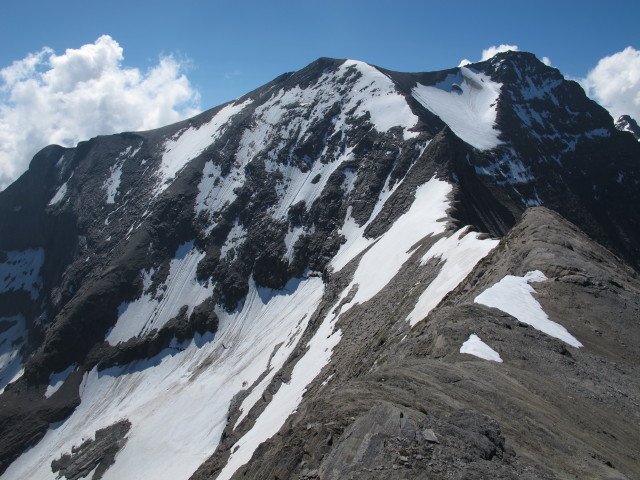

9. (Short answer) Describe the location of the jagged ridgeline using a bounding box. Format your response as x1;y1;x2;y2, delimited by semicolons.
1;52;639;480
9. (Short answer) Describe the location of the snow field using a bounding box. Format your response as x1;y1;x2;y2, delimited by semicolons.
339;60;419;140
460;334;503;362
474;270;582;347
3;277;324;480
412;67;503;151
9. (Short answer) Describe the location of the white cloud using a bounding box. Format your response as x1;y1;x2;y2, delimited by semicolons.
460;45;552;67
581;46;640;121
0;35;201;189
481;44;520;61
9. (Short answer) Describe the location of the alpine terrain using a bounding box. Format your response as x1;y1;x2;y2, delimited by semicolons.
0;51;639;479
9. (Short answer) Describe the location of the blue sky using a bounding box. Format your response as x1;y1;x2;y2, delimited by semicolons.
0;0;638;187
2;0;638;108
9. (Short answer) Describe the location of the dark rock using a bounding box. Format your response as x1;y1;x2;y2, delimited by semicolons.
51;420;131;480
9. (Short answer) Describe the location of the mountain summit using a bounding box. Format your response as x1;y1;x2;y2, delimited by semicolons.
1;52;639;479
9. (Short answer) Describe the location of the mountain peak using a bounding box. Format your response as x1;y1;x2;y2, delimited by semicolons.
616;114;640;140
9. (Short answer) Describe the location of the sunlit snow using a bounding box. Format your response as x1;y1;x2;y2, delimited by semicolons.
218;282;340;480
412;67;502;150
407;228;498;326
157;99;253;194
335;177;452;310
0;248;44;299
220;221;247;259
475;270;582;347
460;334;503;362
103;145;141;204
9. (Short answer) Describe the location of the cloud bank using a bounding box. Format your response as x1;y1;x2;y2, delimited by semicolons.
581;46;640;122
0;35;200;189
481;44;520;61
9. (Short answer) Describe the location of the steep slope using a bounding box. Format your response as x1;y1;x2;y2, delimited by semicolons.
0;52;639;479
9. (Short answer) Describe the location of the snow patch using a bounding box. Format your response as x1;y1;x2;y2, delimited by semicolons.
283;225;308;262
220;221;247;259
341;60;419;140
103;145;140;204
44;365;76;398
0;248;45;299
475;270;582;347
412;67;502;150
460;334;503;362
104;163;123;204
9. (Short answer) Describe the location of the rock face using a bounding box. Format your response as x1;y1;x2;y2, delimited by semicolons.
0;52;639;480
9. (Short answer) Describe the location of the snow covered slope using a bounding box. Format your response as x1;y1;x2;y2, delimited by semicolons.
1;51;639;480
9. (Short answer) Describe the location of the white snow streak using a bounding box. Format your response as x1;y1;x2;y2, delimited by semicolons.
48;181;68;206
412;67;502;150
460;334;503;362
103;145;140;204
157;99;252;194
106;241;213;344
336;177;451;309
0;315;27;394
407;228;498;326
475;270;582;347
218;282;340;480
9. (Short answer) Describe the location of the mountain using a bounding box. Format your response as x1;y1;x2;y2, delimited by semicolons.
1;51;639;480
616;114;640;141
